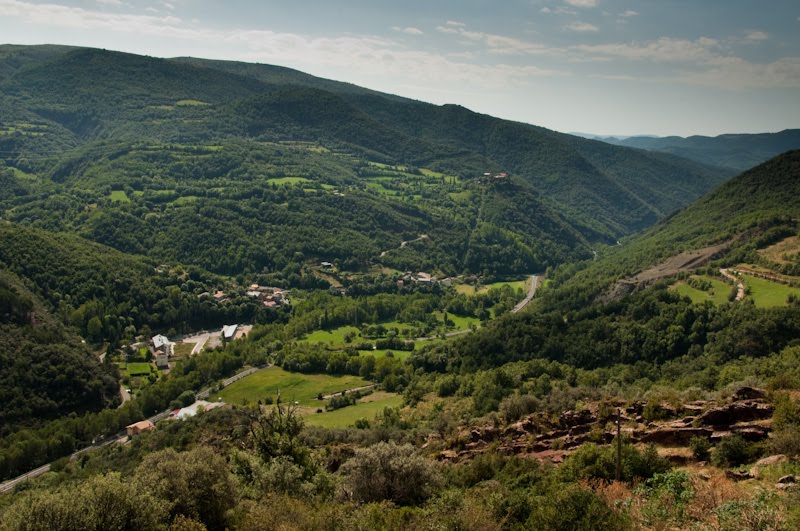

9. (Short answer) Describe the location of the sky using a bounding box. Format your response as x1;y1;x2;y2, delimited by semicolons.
1;0;799;136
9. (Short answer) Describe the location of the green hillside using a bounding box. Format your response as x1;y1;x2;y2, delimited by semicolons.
0;45;734;279
413;150;800;374
0;268;118;435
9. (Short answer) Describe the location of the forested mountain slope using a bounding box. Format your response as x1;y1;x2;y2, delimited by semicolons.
415;150;800;374
0;45;733;277
0;268;118;435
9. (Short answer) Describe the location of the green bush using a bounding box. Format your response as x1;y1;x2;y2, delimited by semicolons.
339;442;442;505
526;484;631;531
689;436;711;461
560;441;671;483
712;435;762;468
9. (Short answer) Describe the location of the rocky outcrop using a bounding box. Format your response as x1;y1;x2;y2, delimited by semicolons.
698;400;773;427
438;390;776;464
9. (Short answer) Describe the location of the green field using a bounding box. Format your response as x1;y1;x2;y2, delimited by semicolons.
176;99;210;107
126;362;153;376
456;279;527;296
304;393;403;428
671;275;733;305
172;195;200;205
742;274;800;308
210;366;368;407
266;176;312;186
109;190;131;203
300;325;361;346
358;348;413;361
448;190;472;204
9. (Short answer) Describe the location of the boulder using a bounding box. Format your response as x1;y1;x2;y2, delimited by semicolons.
725;469;754;481
754;454;788;468
777;475;797;485
698;400;774;427
733;386;767;401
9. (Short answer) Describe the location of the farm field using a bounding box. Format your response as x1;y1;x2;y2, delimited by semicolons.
304;392;403;428
300;325;361;346
742;274;800;308
108;190;130;203
358;348;413;361
126;362;153;377
671;275;733;305
265;176;312;186
456;278;528;296
209;366;368;407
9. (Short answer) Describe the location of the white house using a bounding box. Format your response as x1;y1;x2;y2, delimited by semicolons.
222;324;238;341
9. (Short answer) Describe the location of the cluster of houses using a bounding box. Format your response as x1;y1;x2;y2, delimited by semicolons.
245;284;289;309
125;400;226;437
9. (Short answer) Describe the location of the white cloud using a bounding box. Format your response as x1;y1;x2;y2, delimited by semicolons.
96;0;124;5
564;0;597;7
436;22;564;56
618;10;638;18
744;30;768;41
392;26;423;35
678;57;800;89
574;37;719;62
540;7;551;13
445;20;465;27
564;22;599;32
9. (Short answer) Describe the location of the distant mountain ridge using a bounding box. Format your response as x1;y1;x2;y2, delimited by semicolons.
599;130;800;171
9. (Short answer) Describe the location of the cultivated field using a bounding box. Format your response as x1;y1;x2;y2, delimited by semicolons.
304;392;403;428
209;366;368;407
671;275;733;305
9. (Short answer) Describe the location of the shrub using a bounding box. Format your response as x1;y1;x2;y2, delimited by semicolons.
499;393;540;422
712;435;762;468
527;484;631;531
689;436;711;461
636;470;694;526
560;441;670;483
339;442;442;505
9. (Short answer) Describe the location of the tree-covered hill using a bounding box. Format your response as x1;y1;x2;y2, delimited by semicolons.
0;45;735;277
602;129;800;171
0;268;118;435
414;150;800;375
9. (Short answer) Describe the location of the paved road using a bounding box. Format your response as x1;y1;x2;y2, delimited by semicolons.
511;274;541;314
0;365;261;494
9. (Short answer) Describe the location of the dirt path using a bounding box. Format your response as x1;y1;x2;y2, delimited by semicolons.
379;234;429;258
719;268;746;301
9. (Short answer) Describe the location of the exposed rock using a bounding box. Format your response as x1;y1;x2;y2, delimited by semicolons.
438;450;458;461
777;475;797;484
750;455;789;478
640;425;713;446
559;409;595;428
730;423;771;442
733;386;767;401
698;400;774;426
754;455;788;467
725;470;754;481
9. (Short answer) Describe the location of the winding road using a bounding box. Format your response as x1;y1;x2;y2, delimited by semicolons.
0;365;262;495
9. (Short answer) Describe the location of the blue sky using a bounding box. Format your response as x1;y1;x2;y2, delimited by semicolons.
1;0;798;136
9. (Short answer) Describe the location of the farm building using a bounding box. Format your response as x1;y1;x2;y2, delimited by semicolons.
126;420;155;437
